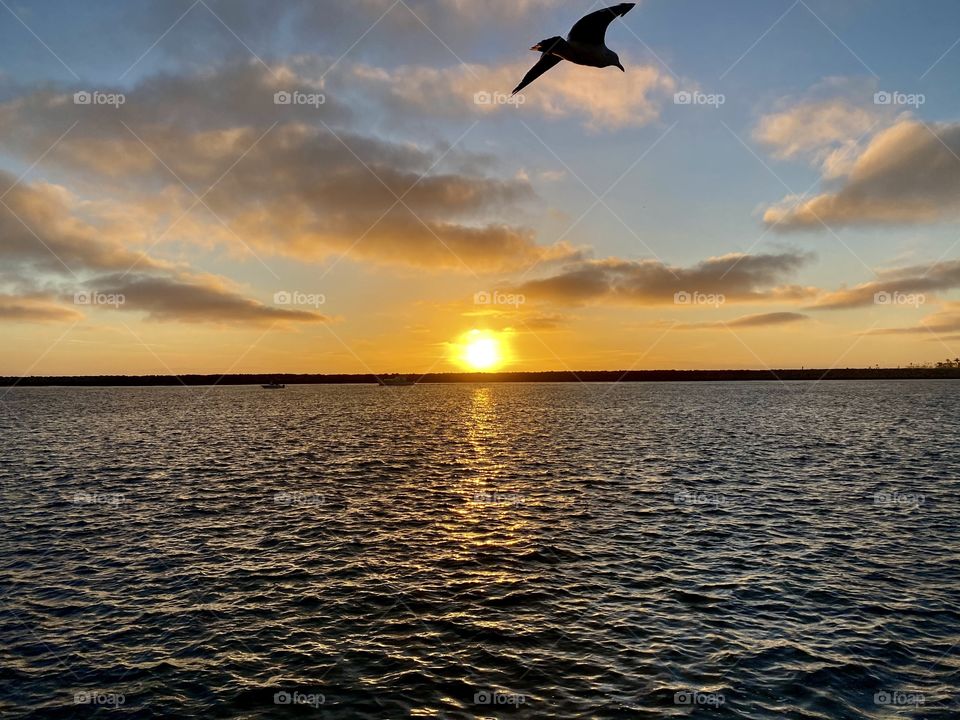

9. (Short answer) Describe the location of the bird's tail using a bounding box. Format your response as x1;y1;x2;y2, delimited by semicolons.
531;36;564;54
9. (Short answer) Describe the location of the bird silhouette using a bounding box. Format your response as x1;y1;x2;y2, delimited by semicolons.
512;3;636;95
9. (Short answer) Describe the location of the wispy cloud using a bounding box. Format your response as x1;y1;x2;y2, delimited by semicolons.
0;293;82;324
813;259;960;309
753;81;886;178
342;56;677;130
672;311;810;330
514;251;817;306
863;302;960;336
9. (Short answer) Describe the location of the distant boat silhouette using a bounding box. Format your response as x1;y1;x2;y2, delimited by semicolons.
378;375;417;387
261;380;286;389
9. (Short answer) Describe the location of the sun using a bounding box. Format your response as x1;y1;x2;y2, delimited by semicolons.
454;330;506;371
466;335;500;370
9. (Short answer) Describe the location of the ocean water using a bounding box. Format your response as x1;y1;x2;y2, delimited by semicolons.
1;381;958;719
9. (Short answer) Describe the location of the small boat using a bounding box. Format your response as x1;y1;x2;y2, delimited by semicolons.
378;375;417;387
261;381;286;389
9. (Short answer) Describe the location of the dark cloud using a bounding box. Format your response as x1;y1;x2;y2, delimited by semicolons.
515;251;817;306
82;273;327;326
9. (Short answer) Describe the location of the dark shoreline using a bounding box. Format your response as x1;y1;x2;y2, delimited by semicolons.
3;368;960;387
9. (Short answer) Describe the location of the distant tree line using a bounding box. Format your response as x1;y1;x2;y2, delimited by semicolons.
906;358;960;369
3;367;960;386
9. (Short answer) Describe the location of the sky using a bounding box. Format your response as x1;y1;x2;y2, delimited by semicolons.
3;0;960;375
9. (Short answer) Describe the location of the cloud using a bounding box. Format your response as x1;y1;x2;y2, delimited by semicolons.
196;125;575;270
0;294;82;324
812;259;960;309
82;273;328;326
728;311;808;327
0;173;325;326
135;0;571;67
754;97;881;178
0;61;577;272
342;56;676;130
764;120;960;229
0;173;169;275
0;60;349;178
674;312;810;330
142;0;567;36
514;251;817;306
513;313;571;331
863;303;960;337
403;0;565;20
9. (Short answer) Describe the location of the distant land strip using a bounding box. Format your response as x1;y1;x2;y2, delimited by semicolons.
3;369;960;387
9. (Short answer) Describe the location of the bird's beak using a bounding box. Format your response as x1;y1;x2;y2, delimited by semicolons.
616;62;625;72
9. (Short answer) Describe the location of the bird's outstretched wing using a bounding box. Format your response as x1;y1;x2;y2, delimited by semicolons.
567;3;636;45
512;53;563;95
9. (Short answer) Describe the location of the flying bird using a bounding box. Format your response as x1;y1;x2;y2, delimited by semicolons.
512;3;636;96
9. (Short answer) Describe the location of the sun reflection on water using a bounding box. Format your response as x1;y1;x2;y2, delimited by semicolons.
442;387;530;554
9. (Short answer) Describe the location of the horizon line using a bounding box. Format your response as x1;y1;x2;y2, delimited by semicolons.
4;367;960;387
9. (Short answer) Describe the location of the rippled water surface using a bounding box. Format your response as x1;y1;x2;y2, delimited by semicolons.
1;381;959;718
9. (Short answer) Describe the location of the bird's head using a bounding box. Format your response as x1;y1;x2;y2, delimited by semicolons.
609;52;625;72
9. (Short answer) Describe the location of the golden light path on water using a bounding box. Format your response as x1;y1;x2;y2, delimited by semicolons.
450;387;527;554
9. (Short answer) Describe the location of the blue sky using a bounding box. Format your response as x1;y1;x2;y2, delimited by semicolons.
2;0;960;374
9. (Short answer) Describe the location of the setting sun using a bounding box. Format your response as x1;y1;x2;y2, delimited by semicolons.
455;330;506;371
